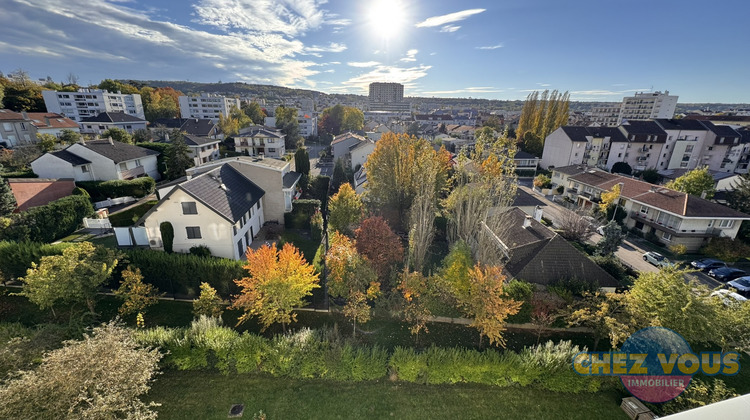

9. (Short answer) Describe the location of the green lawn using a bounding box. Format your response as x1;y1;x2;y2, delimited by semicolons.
108;200;158;227
147;370;627;420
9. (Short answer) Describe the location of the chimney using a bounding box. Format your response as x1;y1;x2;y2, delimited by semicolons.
522;215;532;229
108;136;114;145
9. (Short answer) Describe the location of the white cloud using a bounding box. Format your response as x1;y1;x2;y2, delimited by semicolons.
192;0;332;37
337;64;431;93
415;9;485;28
476;44;503;50
440;25;460;33
423;86;502;95
347;61;381;68
400;49;418;62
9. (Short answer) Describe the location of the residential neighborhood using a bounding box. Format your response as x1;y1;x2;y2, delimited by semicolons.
1;1;749;419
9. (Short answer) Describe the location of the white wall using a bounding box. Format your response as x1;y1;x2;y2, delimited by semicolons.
541;127;581;169
30;154;95;181
66;143;119;180
350;141;376;171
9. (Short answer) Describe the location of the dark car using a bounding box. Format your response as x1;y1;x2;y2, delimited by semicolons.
691;258;726;271
727;277;750;297
708;267;747;282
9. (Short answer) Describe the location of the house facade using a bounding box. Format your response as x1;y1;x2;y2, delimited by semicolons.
79;112;148;135
331;132;368;166
184;135;221;166
30;139;159;181
0;109;37;147
234;126;285;158
26;113;79;138
178;94;241;122
558;169;750;252
42;89;144;122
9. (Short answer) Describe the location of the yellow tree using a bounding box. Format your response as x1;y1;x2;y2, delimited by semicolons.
328;183;363;236
598;183;621;213
114;266;161;319
231;243;319;332
397;270;432;343
461;264;521;347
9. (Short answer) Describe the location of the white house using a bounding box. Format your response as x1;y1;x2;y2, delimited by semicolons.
79;112;148;135
234;126;285;158
178;93;240;122
184;135;221;166
349;138;376;171
140;156;302;259
30;139;160;181
42;89;144;122
331;132;368;164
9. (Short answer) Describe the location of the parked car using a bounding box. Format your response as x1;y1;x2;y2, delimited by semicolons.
690;258;726;271
708;267;747;282
727;277;750;297
642;252;675;268
710;289;748;306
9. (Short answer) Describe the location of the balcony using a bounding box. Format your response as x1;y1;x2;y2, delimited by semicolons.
630;212;721;238
120;165;145;180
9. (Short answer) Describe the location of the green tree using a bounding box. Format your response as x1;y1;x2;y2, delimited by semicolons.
165;133;193;180
330;158;347;193
58;129;81;145
98;78;139;94
18;242;119;315
0;83;4;108
294;147;310;176
114;266;161;318
36;133;57;152
641;168;660;184
275;106;301;149
193;282;224;318
596;220;625;256
132;129;152;143
0;176;17;216
341;107;364;132
666;166;716;198
101;127;133;144
0;322;162;420
611;161;632;175
318;104;364;136
328;183;363;236
217;105;251;137
242;102;266;125
438;241;474;303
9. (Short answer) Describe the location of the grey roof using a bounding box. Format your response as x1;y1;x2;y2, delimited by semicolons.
184;134;220;146
654;119;709;131
80;112;146;123
238;125;283;138
512;189;546;208
514;150;538;160
152;118;218;136
559;126;627;143
283;172;302;189
50;150;90;166
618;120;668;142
180;165;265;223
80;140;159;163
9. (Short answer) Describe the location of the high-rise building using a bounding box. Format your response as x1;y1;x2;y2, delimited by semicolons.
178;93;241;122
617;91;678;124
42;89;145;122
368;82;410;113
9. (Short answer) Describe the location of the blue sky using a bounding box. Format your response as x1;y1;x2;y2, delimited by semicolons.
1;0;748;102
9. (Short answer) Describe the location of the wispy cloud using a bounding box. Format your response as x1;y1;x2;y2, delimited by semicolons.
415;9;486;28
347;61;380;68
423;86;502;95
333;64;432;93
476;44;503;50
400;49;418;62
440;25;460;33
305;42;347;53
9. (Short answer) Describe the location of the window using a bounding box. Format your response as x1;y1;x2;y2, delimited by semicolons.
181;202;198;215
708;146;713;151
237;239;244;256
2;123;11;131
719;220;735;228
661;232;672;241
256;202;260;210
640;205;649;215
81;165;89;173
19;122;26;130
269;148;276;153
618;153;622;158
119;162;128;171
186;226;201;239
134;159;141;166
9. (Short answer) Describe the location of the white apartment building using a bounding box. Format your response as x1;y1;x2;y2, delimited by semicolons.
618;91;678;124
264;110;318;138
42;89;145;122
369;82;404;103
178;93;241;122
589;105;620;127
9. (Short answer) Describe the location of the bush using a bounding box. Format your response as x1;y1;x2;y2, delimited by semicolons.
0;241;73;280
504;279;535;323
701;237;750;262
533;174;552;189
71;187;89;198
189;245;212;258
548;277;598;298
0;195;94;243
0;170;37;178
668;243;687;256
159;222;174;253
590;255;631;286
76;177;156;201
284;199;320;229
658;379;738;416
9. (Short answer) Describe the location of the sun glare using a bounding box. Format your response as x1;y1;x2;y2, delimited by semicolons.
368;0;406;40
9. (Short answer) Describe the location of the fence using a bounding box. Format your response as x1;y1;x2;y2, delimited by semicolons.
82;217;112;229
94;196;137;209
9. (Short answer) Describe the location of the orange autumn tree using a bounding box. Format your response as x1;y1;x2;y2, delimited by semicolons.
327;232;380;337
461;264;522;347
355;216;403;286
231;243;319;332
397;270;432;343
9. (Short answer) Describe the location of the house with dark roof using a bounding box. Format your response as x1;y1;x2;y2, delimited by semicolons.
541;126;626;170
30;139;160;181
184;134;221;166
140;156;301;259
486;208;618;289
562;169;750;251
234;126;285;158
79;112;148;135
151;118;219;138
331;132;368;166
514;150;540;172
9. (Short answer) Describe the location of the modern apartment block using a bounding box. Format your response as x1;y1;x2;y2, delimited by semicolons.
589;105;620;126
368;82;410;112
42;89;145;122
178;93;241;122
617;91;678;124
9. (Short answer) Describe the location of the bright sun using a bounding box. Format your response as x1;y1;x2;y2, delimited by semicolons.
368;0;407;40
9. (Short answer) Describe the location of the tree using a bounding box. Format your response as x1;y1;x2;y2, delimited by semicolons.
326;232;379;337
0;83;4;108
641;168;660;184
328;183;363;236
141;86;182;121
596;220;625;256
341;107;364;133
101;127;133;144
567;291;632;350
0;176;17;216
318;105;364;136
165;132;193;180
611;161;632;175
397;270;432;342
114;266;161;318
460;264;521;347
438;241;474;304
294;147;310;176
408;157;437;272
217;105;251;137
132;129;152;143
59;129;81;145
242;102;266;125
36;133;57;152
275;106;301;148
557;210;596;243
231;243;319;332
666;166;716;198
0;322;161;420
515;90;570;156
18;242;118;315
193;282;224;318
355;216;404;283
530;293;564;344
598;183;621;213
98;79;139;94
330;158;347;195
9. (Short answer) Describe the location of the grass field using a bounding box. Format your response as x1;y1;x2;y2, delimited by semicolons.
147;371;627;420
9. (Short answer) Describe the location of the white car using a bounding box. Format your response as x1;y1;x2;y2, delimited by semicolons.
642;252;675;268
710;289;748;306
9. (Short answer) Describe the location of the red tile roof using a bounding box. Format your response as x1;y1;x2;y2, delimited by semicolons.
0;109;25;120
26;113;79;129
8;179;75;212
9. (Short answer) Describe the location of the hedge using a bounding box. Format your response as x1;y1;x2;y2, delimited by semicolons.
135;321;607;393
0;241;72;280
0;170;38;179
0;195;94;243
77;177;156;201
284;199;320;229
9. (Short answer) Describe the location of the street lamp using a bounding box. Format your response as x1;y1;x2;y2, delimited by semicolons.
611;182;625;223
